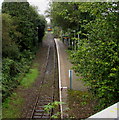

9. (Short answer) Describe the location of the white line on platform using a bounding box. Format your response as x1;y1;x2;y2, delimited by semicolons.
54;38;63;119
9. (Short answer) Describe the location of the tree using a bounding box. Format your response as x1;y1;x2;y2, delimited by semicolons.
2;1;46;100
2;13;20;59
49;2;119;110
2;2;46;51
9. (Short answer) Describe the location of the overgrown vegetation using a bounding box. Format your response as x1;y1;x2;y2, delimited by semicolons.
49;2;119;110
44;101;64;118
67;90;96;118
2;63;39;118
2;1;46;101
2;92;23;118
20;68;39;88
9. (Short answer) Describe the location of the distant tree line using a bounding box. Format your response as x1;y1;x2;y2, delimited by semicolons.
2;2;46;100
49;2;119;110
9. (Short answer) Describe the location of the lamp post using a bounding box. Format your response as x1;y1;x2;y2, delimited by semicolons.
73;30;76;50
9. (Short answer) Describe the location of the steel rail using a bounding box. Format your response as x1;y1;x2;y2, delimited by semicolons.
30;45;51;118
30;41;59;119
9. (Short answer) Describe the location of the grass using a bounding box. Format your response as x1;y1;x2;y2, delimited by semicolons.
2;93;23;118
2;64;39;118
20;68;39;88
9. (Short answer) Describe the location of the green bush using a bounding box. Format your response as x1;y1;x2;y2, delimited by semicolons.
69;3;119;110
50;2;119;110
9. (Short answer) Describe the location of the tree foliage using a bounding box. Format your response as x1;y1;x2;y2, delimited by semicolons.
2;2;46;100
49;2;119;110
2;2;46;51
2;13;20;59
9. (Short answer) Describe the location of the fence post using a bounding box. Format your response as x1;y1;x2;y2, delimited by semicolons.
69;70;73;89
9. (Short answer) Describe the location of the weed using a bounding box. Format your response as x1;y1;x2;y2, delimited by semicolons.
67;89;96;118
2;64;39;118
2;94;23;118
20;68;39;88
44;101;65;118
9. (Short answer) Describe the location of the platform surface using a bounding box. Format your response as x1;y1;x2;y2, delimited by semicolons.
88;102;119;119
55;38;87;118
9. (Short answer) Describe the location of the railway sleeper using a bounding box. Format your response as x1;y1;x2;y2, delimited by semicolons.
34;113;49;116
35;109;44;112
33;115;50;119
40;100;51;102
40;97;52;100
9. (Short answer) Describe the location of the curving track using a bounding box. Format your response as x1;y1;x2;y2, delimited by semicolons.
30;33;59;119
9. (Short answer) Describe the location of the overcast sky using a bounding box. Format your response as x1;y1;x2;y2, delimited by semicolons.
28;0;51;22
0;0;51;22
28;0;50;15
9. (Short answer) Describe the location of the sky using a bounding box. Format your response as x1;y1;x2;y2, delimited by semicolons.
28;0;50;15
28;0;51;23
0;0;51;23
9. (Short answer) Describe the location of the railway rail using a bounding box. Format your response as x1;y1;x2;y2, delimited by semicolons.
30;40;59;119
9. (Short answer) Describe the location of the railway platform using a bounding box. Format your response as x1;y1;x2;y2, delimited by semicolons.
55;38;87;118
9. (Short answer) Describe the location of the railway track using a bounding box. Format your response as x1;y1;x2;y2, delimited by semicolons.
30;40;59;119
